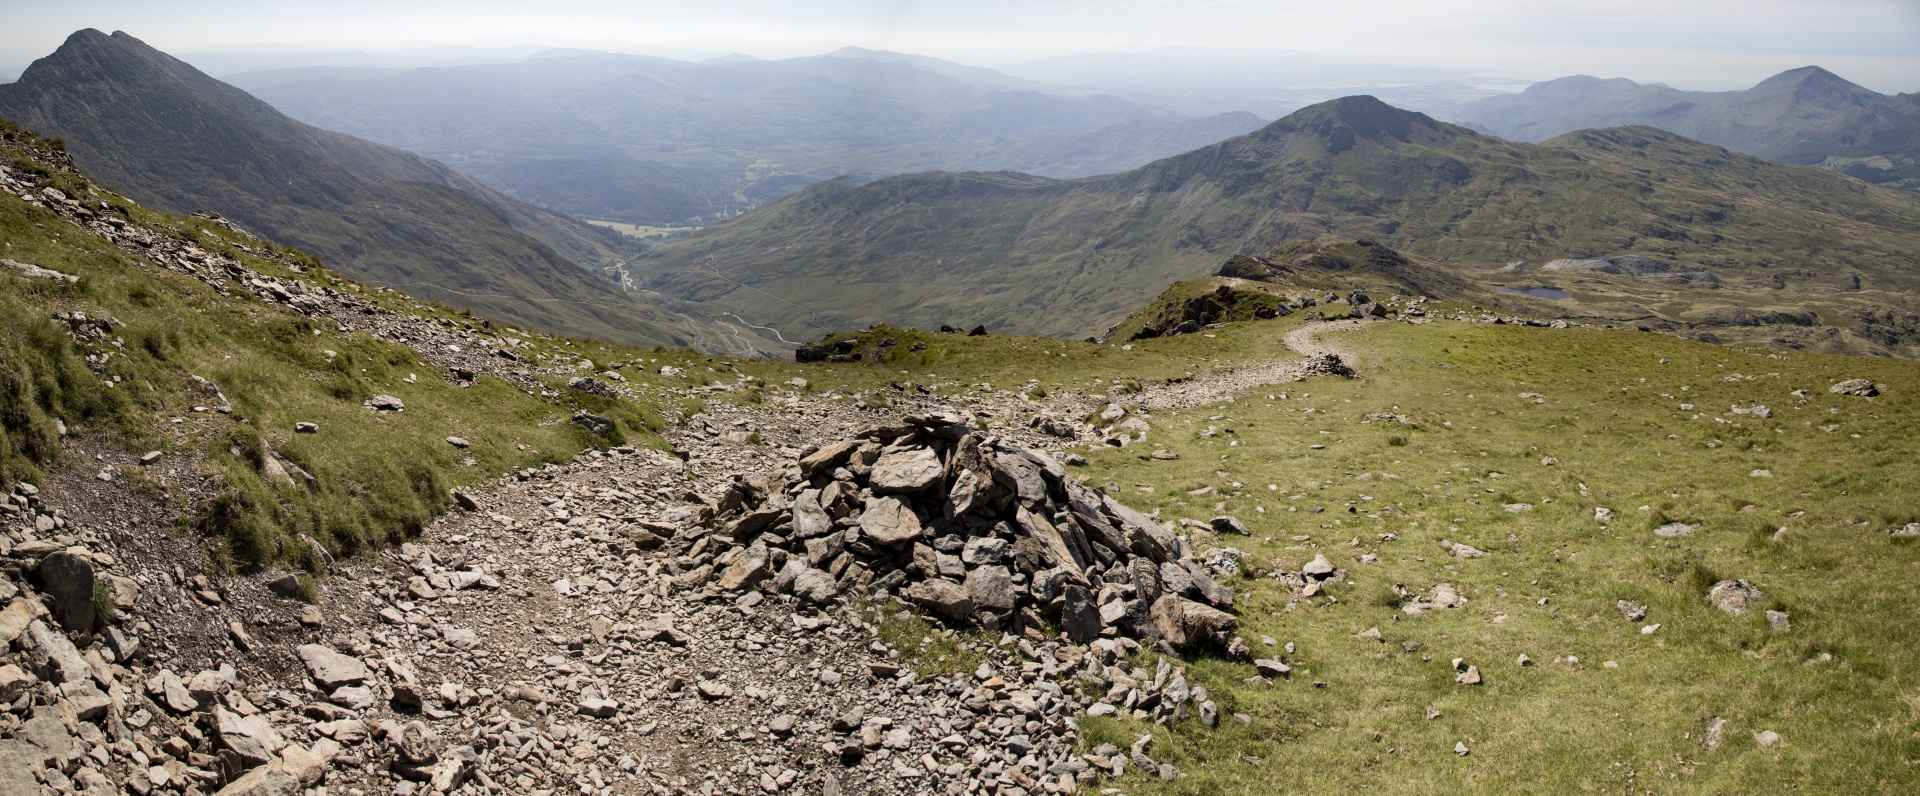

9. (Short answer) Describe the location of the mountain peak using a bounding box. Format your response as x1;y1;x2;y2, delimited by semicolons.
1265;95;1439;148
1752;65;1862;94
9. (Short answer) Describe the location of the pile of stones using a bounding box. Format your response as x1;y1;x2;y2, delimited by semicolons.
696;409;1243;651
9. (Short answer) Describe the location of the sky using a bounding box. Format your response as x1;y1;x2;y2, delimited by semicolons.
4;0;1918;92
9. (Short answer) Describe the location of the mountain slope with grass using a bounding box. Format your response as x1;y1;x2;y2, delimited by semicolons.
0;29;750;351
8;108;1920;794
231;47;1266;225
628;95;1920;351
1453;67;1920;192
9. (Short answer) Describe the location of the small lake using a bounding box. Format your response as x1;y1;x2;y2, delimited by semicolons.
1499;286;1572;300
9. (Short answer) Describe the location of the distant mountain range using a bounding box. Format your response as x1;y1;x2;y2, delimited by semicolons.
1003;46;1526;119
0;30;751;351
1452;66;1920;192
629;96;1920;355
226;47;1268;226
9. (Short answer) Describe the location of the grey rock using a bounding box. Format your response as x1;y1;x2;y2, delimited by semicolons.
859;495;923;546
1708;579;1763;615
1654;522;1695;537
1184;563;1234;608
1158;561;1193;601
365;395;404;411
24;620;90;685
961;536;1008;566
869;448;943;494
297;644;369;689
791;490;834;539
1766;610;1791;631
1209;516;1251;535
792;569;840;604
800;440;860;478
209;764;300;796
1302;554;1335;578
1150;595;1235;647
266;573;305;600
571;411;613;436
1829;379;1878;397
577;698;621;718
1253;658;1291;678
964;565;1016;612
431;744;480;792
906;580;974;620
1704;717;1729;751
1132;558;1164;605
568;377;618;398
213;706;287;766
1061;585;1101;643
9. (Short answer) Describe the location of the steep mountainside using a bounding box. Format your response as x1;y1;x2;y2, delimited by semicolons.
0;29;754;351
230;48;1265;225
628;96;1920;351
1454;67;1920;191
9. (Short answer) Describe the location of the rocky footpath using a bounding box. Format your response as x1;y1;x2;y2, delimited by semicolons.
0;390;1286;795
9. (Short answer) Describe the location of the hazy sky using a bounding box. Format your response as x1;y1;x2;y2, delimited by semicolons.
6;0;1918;91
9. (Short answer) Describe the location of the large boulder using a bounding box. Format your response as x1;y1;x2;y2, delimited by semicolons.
33;552;95;633
1829;379;1879;397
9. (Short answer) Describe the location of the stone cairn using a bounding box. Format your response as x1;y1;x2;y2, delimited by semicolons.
697;409;1242;651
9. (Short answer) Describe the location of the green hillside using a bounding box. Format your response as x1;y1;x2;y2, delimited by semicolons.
629;96;1920;353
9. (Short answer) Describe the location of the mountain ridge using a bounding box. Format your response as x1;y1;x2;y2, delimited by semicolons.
231;46;1268;225
629;95;1920;355
0;29;752;351
1453;66;1920;191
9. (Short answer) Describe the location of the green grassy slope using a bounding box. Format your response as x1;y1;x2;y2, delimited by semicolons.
1069;317;1920;794
0;122;665;568
762;308;1920;794
629;96;1920;352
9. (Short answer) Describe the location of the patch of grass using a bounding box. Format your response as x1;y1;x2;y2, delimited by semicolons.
92;582;116;628
856;599;990;679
